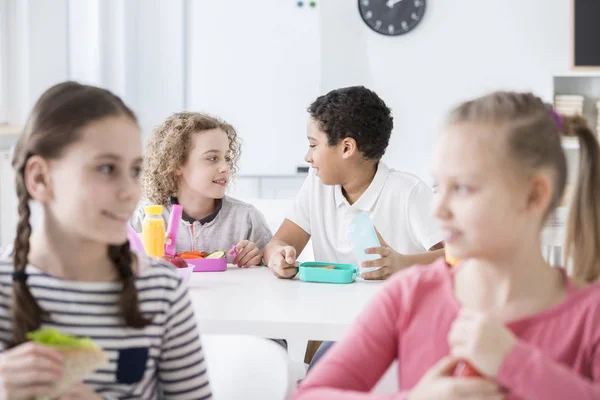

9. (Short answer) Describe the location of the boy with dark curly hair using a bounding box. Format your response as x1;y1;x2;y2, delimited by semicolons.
265;86;444;280
131;112;271;268
264;85;444;368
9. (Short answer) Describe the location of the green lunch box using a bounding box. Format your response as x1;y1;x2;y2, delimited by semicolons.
298;262;357;284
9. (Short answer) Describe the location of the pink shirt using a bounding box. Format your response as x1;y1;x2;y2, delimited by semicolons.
293;259;600;400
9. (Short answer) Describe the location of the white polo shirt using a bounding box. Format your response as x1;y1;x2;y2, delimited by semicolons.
287;162;442;266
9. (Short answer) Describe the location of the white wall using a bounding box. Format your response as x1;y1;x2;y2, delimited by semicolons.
0;0;7;123
0;0;576;248
1;0;572;182
133;0;186;136
186;0;321;176
2;0;186;137
319;0;571;181
2;0;70;125
67;0;186;136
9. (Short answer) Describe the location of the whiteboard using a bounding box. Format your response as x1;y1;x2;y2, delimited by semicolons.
187;0;321;175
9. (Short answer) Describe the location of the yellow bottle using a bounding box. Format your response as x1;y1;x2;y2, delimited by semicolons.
142;205;165;258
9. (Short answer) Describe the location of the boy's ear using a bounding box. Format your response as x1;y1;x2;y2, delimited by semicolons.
341;137;358;159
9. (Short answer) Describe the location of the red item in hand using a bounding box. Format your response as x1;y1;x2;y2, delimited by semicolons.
453;361;483;378
162;256;188;269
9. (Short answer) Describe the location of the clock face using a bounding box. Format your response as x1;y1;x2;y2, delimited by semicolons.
358;0;426;36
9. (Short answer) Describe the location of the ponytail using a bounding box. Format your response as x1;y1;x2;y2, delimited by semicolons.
563;115;600;283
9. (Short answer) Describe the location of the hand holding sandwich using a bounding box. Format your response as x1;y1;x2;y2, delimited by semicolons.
0;341;64;399
0;329;107;400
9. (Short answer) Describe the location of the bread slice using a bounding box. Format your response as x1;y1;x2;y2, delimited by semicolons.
35;347;107;400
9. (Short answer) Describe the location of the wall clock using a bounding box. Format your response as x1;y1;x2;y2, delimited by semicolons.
358;0;426;36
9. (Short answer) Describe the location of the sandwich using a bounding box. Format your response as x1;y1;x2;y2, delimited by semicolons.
27;328;107;400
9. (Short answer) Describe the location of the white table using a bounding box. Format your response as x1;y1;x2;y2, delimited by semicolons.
187;265;384;342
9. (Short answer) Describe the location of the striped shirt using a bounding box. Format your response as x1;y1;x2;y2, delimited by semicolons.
0;256;211;400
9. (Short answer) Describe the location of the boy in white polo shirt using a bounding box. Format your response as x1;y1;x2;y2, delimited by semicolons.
264;86;444;281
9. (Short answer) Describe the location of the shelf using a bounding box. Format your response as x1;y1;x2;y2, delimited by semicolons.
553;71;600;78
0;125;22;137
561;137;579;150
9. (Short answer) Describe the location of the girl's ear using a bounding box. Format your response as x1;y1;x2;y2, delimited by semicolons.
175;165;183;176
525;173;553;216
24;156;53;203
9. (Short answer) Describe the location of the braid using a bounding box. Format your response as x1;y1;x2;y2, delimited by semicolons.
10;172;45;347
108;242;151;328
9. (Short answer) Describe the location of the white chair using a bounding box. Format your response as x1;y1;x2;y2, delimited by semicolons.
243;198;315;262
202;334;293;400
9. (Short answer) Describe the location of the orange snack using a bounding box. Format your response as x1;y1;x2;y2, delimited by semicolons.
178;251;203;260
321;265;335;269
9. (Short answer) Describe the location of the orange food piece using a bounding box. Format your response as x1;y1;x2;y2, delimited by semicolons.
321;265;335;269
178;251;203;259
177;251;213;259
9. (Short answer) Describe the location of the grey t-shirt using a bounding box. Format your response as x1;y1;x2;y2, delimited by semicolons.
131;196;272;257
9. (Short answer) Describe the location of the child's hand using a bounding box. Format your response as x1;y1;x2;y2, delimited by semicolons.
232;240;262;268
58;383;103;400
448;309;517;378
0;342;64;399
268;245;299;279
408;356;506;400
361;229;413;280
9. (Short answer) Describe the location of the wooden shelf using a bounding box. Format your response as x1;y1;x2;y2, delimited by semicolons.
0;125;22;137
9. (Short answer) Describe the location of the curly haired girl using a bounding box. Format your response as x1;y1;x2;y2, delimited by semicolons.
132;112;271;267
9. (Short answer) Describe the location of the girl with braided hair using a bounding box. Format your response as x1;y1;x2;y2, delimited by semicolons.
0;82;211;399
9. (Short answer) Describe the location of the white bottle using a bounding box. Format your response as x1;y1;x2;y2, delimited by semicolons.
347;211;382;275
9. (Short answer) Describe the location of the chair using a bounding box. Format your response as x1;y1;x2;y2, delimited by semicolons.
237;198;315;262
202;334;293;400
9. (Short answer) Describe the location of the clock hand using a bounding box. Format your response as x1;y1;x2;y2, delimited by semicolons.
386;0;404;8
